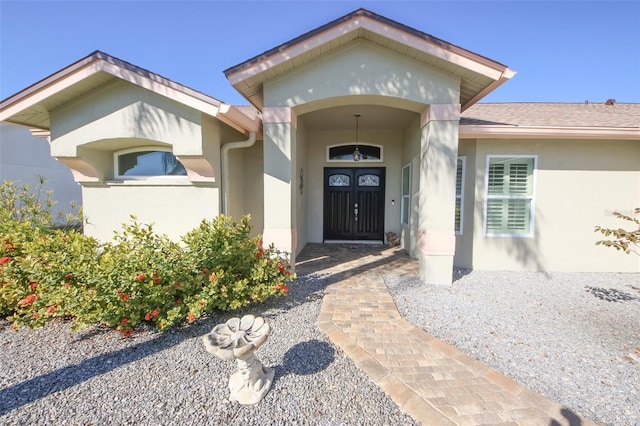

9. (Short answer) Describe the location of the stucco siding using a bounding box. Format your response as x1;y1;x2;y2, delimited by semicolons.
201;116;229;183
467;138;640;272
263;122;296;230
263;41;460;109
226;148;245;220
241;141;265;237
82;183;219;242
295;120;309;253
41;81;243;242
50;81;202;157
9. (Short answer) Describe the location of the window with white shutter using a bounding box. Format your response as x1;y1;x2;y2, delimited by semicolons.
484;156;536;236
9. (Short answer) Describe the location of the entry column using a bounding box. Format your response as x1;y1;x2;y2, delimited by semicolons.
262;107;297;261
418;104;460;285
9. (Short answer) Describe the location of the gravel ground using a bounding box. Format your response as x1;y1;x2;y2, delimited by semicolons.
3;267;639;426
0;274;417;426
387;270;640;426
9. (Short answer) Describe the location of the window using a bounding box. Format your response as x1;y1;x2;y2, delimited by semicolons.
455;157;465;235
358;174;380;187
114;148;187;179
401;164;410;225
328;174;350;187
484;156;536;236
328;144;382;162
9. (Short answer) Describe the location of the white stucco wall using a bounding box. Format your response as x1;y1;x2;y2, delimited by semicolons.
82;182;219;242
264;41;460;109
226;148;245;219
41;80;246;242
461;138;640;273
242;141;265;237
295;120;309;252
226;139;265;237
50;81;202;158
0;124;81;220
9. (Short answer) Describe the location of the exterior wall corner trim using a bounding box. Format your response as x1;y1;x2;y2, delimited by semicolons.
421;104;462;126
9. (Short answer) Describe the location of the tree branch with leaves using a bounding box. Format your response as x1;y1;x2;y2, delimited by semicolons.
594;208;640;256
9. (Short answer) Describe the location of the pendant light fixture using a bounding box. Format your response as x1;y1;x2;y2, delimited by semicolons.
353;114;361;161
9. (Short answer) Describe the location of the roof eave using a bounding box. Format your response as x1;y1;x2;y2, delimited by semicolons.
0;51;257;135
459;124;640;140
461;69;516;112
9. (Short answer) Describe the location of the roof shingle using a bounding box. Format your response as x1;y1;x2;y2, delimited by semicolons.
461;103;640;128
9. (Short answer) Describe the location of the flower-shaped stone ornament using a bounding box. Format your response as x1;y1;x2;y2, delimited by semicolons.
202;314;274;405
203;315;270;360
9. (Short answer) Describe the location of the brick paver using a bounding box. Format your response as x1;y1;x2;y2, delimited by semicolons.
297;243;598;426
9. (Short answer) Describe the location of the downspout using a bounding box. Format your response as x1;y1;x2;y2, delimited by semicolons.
220;131;257;215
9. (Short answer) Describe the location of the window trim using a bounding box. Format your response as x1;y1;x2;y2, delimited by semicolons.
401;163;411;226
326;143;384;163
483;155;537;238
455;156;466;236
113;146;188;180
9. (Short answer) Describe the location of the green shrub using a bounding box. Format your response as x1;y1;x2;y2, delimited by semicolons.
72;217;192;336
1;228;101;327
181;215;294;322
1;179;295;336
0;179;88;322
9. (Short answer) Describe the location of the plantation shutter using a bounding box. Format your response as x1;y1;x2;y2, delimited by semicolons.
486;199;532;234
486;158;534;235
508;163;532;194
488;163;505;195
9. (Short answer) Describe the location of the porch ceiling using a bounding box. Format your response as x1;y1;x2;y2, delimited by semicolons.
225;9;515;112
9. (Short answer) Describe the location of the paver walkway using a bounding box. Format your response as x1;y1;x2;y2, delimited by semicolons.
296;243;598;426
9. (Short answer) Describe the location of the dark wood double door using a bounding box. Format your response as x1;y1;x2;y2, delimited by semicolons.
323;167;385;241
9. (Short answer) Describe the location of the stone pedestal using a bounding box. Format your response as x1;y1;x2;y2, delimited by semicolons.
202;315;273;405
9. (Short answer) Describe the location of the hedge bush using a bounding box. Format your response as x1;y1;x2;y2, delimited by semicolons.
0;180;294;336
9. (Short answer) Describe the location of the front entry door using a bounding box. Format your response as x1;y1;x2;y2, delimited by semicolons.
324;167;385;241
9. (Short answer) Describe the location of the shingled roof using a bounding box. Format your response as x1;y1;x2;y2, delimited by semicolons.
461;103;640;129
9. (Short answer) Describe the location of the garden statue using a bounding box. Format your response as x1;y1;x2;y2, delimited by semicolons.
202;314;274;405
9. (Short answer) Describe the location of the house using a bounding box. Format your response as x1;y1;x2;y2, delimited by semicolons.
0;124;82;220
0;9;638;284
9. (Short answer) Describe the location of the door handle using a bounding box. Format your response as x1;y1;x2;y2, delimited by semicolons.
354;203;358;222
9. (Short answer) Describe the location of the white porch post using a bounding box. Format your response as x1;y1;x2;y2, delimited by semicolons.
418;104;461;285
261;107;297;262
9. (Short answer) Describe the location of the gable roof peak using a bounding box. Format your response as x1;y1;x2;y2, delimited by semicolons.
0;50;260;134
224;8;514;111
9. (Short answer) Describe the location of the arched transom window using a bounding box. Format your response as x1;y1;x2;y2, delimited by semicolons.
114;147;187;179
327;144;382;162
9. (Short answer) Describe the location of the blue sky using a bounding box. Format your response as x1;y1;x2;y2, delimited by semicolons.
1;1;639;105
